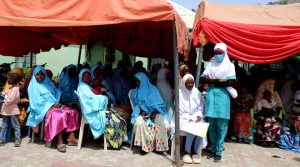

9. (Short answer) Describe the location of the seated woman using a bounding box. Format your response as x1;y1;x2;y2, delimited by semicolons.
130;72;170;153
232;85;253;143
59;64;79;109
179;74;203;164
26;66;80;153
77;69;126;149
255;90;282;144
91;64;116;105
288;90;300;148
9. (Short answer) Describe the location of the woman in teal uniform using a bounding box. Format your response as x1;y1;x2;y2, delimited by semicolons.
201;43;236;162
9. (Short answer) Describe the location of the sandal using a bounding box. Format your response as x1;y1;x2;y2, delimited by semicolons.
57;144;67;153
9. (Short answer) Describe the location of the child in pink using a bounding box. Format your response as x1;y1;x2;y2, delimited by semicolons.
0;72;21;147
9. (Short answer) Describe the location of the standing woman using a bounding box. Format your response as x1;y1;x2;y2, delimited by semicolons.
179;64;190;89
26;66;80;153
130;72;170;153
180;74;203;164
201;43;236;162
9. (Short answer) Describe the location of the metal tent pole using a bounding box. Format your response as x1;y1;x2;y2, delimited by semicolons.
30;52;33;68
195;47;203;88
77;44;83;66
172;21;182;167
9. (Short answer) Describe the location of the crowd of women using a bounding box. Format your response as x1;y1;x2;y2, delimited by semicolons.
0;42;299;164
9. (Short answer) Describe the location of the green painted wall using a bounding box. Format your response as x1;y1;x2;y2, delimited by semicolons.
36;45;86;76
90;43;105;66
0;56;15;66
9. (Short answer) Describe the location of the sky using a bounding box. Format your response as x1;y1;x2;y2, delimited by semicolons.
172;0;272;10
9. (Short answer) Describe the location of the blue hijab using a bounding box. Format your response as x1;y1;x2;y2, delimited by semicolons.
59;64;78;102
77;69;108;139
130;72;169;124
26;66;61;127
91;64;101;79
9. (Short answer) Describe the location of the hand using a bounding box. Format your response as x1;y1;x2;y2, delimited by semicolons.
53;103;62;108
205;75;211;79
141;112;146;117
150;112;156;119
195;116;202;122
219;79;227;82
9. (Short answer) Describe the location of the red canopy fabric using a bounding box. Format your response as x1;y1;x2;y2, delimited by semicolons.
193;1;300;64
0;0;191;60
193;19;300;64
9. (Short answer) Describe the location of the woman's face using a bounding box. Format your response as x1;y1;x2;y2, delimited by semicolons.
35;71;45;83
7;74;13;84
134;77;141;88
68;67;77;77
181;66;190;77
185;77;194;91
82;72;91;84
93;67;102;78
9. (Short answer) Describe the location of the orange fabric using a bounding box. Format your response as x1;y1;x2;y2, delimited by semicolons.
0;0;174;26
0;0;191;60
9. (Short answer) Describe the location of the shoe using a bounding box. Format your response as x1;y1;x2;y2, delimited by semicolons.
214;155;222;162
192;154;201;164
206;151;214;159
14;141;21;147
182;154;193;164
0;141;5;147
57;144;67;153
45;141;51;148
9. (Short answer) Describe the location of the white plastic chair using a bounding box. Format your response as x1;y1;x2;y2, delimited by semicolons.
30;121;45;143
74;90;107;151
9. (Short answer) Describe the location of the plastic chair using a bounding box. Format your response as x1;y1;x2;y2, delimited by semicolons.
30;121;45;143
74;90;107;151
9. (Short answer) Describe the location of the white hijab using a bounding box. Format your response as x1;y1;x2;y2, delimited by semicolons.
203;43;235;80
157;68;174;117
203;43;238;98
179;74;203;120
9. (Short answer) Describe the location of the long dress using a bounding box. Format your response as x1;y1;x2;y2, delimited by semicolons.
202;43;236;156
178;74;204;155
26;66;80;142
130;72;170;152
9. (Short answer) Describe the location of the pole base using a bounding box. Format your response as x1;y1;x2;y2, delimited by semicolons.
172;159;184;167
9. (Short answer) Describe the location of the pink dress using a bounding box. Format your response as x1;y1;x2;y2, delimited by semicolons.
1;86;20;116
43;106;80;142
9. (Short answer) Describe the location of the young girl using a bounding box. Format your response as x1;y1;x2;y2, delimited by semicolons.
179;74;203;164
0;72;21;147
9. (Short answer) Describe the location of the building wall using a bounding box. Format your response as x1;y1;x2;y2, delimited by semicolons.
89;43;105;66
36;45;86;76
0;56;15;66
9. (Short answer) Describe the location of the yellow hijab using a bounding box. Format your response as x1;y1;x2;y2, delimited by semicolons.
2;67;24;92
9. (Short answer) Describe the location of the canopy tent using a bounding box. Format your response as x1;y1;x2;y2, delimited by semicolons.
193;0;300;64
0;0;192;61
168;0;196;29
0;0;189;165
